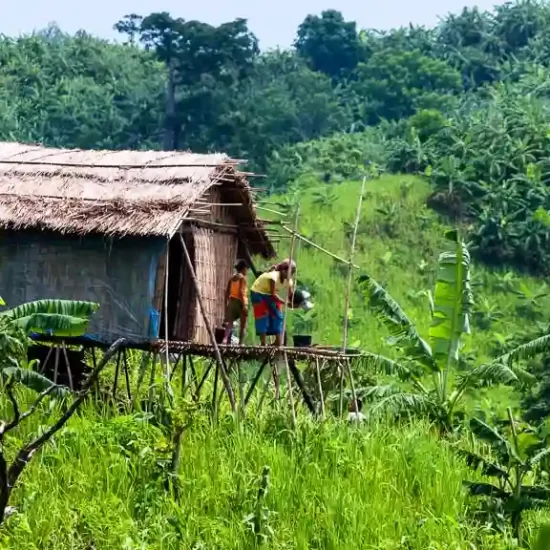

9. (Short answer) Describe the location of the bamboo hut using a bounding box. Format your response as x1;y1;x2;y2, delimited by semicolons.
0;142;275;344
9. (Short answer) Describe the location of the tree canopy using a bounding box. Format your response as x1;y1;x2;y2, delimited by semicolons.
4;2;550;271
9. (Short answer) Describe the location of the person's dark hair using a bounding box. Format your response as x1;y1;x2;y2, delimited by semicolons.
235;259;249;272
356;398;363;411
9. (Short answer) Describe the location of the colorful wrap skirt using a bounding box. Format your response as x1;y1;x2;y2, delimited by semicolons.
251;291;283;336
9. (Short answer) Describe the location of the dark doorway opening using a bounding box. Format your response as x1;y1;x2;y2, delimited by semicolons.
160;233;195;341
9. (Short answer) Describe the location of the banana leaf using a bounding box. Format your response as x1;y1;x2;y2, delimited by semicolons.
429;236;473;369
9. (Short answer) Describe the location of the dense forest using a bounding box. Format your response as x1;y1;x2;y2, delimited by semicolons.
4;2;550;276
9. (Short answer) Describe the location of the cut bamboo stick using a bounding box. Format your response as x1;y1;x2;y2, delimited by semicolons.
281;226;360;268
256;205;287;216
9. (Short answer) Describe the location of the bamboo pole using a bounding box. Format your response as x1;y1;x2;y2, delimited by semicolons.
281;205;299;427
281;226;360;269
256;205;287;216
178;233;237;414
340;177;366;415
164;237;170;375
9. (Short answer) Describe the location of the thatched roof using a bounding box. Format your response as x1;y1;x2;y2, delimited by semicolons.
0;142;274;257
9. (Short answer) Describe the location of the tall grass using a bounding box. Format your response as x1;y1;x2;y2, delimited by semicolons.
0;399;510;549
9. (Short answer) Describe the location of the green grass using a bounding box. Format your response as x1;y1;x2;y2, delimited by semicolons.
0;400;512;549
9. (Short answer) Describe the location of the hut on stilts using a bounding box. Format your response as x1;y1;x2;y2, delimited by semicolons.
0;142;362;417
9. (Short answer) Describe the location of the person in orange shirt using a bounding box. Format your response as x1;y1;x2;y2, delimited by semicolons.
223;259;250;345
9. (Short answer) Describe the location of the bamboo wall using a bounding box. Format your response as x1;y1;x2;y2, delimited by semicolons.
0;230;165;341
188;187;239;344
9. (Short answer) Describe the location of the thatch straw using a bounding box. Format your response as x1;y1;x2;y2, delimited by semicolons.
0;142;274;257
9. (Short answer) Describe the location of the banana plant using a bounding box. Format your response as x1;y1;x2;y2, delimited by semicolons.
0;297;99;393
461;409;550;544
358;230;534;432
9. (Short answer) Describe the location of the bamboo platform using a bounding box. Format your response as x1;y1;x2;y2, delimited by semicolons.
30;335;361;419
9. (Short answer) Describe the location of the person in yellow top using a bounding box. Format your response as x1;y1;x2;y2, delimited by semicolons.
223;259;250;345
250;259;296;346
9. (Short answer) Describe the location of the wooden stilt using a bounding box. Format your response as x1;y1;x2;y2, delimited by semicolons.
53;348;60;385
341;176;366;417
91;347;99;398
179;233;236;414
245;358;269;406
195;360;214;399
315;357;326;418
338;366;345;418
112;350;121;398
212;364;220;421
237;360;245;414
281;206;299;426
123;349;132;402
147;353;158;410
257;363;274;414
189;355;198;392
133;351;150;407
170;353;183;381
287;357;316;416
61;342;74;391
39;347;53;374
181;355;188;397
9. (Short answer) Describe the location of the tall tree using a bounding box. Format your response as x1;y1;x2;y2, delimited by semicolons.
295;10;364;80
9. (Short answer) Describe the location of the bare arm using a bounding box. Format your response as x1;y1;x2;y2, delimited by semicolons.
224;279;231;304
240;278;248;311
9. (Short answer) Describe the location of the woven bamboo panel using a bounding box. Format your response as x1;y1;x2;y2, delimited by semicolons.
191;225;238;344
192;227;217;344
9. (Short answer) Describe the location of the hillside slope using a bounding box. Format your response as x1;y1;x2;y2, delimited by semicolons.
262;175;548;367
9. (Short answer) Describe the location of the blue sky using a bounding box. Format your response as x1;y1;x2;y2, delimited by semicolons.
3;0;504;48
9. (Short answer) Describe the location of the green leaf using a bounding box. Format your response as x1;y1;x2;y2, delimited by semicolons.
497;334;550;367
368;392;433;419
1;300;99;336
429;238;473;368
2;367;68;397
463;480;509;499
358;275;436;371
0;296;5;306
529;448;550;467
458;449;509;478
461;363;520;388
520;486;550;501
470;417;513;459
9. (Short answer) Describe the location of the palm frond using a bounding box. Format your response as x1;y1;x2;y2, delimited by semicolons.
1;366;68;397
496;334;550;366
361;384;401;400
11;313;93;337
2;299;98;325
463;480;509;499
458;449;509;478
460;363;522;388
367;391;433;419
357;352;411;378
358;275;436;371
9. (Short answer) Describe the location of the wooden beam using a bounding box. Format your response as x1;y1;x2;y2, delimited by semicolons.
178;233;236;414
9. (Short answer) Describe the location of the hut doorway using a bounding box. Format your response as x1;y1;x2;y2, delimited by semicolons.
159;233;196;341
